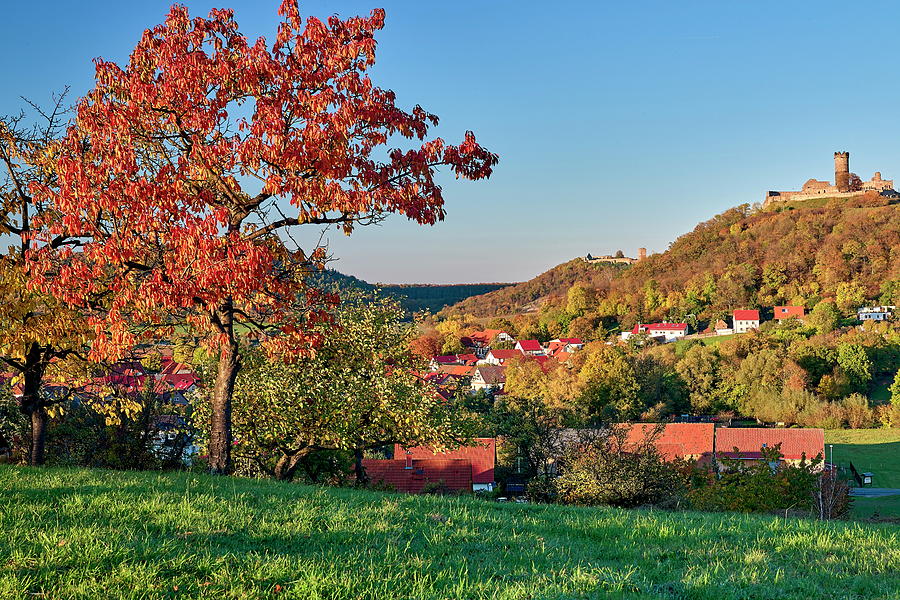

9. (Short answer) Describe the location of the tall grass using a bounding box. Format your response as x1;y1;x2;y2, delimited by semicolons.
1;466;898;599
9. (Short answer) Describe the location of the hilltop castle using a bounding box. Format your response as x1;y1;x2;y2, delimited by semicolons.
764;152;895;207
584;248;646;265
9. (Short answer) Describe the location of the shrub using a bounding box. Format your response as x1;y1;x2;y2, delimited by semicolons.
688;444;823;516
841;393;875;429
552;427;686;509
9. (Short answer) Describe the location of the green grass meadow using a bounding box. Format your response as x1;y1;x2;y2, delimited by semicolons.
1;467;898;600
825;429;900;488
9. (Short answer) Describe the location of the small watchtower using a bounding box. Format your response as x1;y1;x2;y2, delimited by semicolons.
834;151;850;192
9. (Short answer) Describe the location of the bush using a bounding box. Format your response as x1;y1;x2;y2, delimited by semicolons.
688;444;823;516
552;427;686;509
841;393;875;429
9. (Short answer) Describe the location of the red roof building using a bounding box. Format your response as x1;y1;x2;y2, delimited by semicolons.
733;309;760;321
397;438;496;489
716;428;824;465
624;323;688;342
515;339;544;355
484;348;525;365
362;458;473;494
732;310;761;334
774;306;805;321
622;423;715;462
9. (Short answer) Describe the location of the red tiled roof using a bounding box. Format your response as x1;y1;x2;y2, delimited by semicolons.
474;366;506;385
432;355;459;364
556;338;582;344
774;306;805;320
456;353;478;365
716;428;824;461
554;351;572;363
622;423;715;460
437;365;475;377
362;458;473;493
516;339;543;352
632;323;688;334
398;438;496;484
733;309;760;321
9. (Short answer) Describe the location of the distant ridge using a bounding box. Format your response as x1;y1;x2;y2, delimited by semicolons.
308;269;513;315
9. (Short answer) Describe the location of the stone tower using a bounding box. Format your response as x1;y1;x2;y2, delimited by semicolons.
638;248;647;261
834;151;850;192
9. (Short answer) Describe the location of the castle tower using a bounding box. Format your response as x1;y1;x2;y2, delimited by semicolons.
834;151;850;192
638;247;647;261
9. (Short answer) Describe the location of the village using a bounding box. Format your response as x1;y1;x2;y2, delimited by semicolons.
392;303;899;496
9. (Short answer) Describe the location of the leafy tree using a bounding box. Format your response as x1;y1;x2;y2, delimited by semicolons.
31;3;496;473
835;343;872;395
675;345;726;414
835;281;866;313
578;345;641;420
566;282;596;316
552;426;685;508
221;295;478;481
0;100;93;466
890;370;900;407
807;301;840;335
879;280;900;305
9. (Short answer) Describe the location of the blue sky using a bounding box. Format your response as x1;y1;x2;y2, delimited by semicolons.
3;1;900;283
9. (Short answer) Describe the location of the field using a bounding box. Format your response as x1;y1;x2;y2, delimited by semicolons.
825;429;900;520
1;467;899;599
674;334;734;354
825;429;900;488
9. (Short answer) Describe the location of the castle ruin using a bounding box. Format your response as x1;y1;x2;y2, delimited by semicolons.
764;152;895;207
584;248;646;265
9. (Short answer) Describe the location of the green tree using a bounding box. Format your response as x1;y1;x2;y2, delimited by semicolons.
566;283;596;317
835;281;866;313
835;343;872;395
675;345;728;414
807;301;840;335
220;295;478;481
578;345;641;420
890;370;900;407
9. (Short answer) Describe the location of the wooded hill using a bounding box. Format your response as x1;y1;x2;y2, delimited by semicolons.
441;193;900;327
439;259;629;318
308;269;512;316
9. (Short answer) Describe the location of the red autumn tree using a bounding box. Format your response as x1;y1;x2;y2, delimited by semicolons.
30;2;497;473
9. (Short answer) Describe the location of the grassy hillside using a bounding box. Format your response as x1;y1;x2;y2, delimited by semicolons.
2;467;899;599
441;258;629;317
309;269;512;315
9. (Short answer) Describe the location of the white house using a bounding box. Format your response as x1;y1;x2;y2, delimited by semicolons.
471;366;506;392
857;306;895;321
514;339;544;356
481;349;524;366
732;310;760;334
621;323;688;343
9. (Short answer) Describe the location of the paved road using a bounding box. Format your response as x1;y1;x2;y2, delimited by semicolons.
850;488;900;498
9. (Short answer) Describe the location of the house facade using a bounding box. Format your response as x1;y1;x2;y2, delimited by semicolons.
471;365;506;392
732;309;760;333
857;306;895;321
621;323;688;342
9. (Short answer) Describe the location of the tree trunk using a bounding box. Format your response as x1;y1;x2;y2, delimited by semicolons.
354;449;369;486
29;409;48;467
273;449;310;482
18;344;48;466
208;302;240;475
